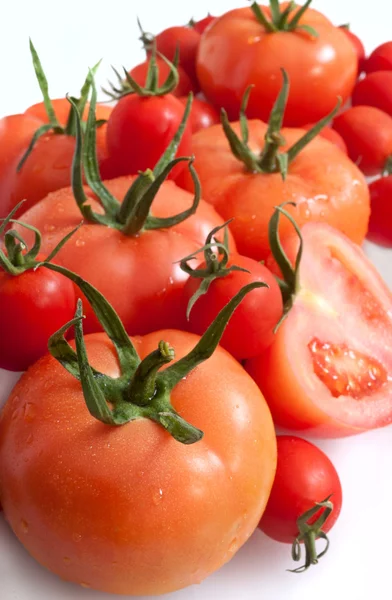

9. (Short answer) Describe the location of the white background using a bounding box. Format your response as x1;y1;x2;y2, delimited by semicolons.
1;1;392;599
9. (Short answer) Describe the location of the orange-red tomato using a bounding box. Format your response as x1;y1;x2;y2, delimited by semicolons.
176;120;370;260
0;329;277;595
196;4;357;125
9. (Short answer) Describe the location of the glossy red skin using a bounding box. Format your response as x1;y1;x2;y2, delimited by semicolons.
130;57;196;97
340;27;366;74
197;5;357;126
106;94;192;179
259;436;342;543
352;71;392;117
303;124;348;154
0;260;75;371
333;105;392;176
365;41;392;73
183;255;283;360
192;14;216;34
367;176;392;247
178;96;220;132
246;222;392;437
0;329;277;595
154;26;201;88
16;177;236;335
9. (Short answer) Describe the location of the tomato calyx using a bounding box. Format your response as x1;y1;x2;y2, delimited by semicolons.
179;221;259;318
289;495;334;573
71;77;199;235
249;0;318;36
44;259;263;443
221;71;341;180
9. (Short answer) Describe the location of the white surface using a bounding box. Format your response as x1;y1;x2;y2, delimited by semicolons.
1;1;392;599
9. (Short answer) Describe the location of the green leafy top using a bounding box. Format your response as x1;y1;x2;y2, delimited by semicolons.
250;0;318;37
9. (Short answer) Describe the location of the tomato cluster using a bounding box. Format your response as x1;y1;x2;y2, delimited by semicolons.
0;2;391;597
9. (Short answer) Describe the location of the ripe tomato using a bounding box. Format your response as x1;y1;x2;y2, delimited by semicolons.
25;98;112;124
333;105;392;176
178;96;219;132
177;120;369;260
152;26;201;88
352;71;392;117
366;175;392;247
0;258;75;371
130;57;196;97
339;26;366;74
197;4;357;126
259;436;342;562
246;221;392;437
303;123;347;154
0;327;276;595
183;254;283;359
365;41;392;73
191;14;216;34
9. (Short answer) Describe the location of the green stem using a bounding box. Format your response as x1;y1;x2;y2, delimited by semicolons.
128;341;175;407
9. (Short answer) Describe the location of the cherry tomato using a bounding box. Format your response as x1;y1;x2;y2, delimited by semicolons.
106;95;192;179
303;123;348;154
130;57;196;97
246;222;392;437
0;259;75;371
365;41;392;73
153;26;201;88
197;4;357;125
178;96;219;133
367;175;392;247
333;105;392;176
339;26;366;74
259;436;342;543
352;71;392;117
0;328;276;595
191;14;216;34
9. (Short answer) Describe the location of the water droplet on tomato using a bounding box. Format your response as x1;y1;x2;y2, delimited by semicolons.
20;519;29;534
26;434;33;445
11;408;20;421
23;403;36;422
80;582;90;589
43;224;55;233
72;532;82;542
228;537;238;553
56;203;65;213
75;239;85;248
152;488;163;505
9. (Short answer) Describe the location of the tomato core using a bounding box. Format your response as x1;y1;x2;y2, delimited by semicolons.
309;338;388;399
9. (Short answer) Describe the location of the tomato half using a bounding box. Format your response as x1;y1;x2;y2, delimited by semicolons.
246;222;392;437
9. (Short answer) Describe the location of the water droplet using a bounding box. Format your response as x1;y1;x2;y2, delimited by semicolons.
26;434;34;445
43;224;55;232
152;488;163;505
56;203;65;213
75;239;85;248
63;557;71;565
228;537;238;553
235;404;239;409
11;408;20;421
20;519;29;534
72;532;82;542
23;403;36;422
80;582;90;589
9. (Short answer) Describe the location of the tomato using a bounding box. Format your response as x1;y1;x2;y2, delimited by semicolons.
0;327;276;595
197;4;357;126
152;26;201;88
352;71;392;117
259;436;342;548
16;176;236;335
178;96;219;133
366;175;392;247
365;41;392;73
246;221;392;437
333;105;392;176
339;26;366;74
130;57;196;97
303;123;347;154
25;98;112;124
177;120;369;260
191;14;216;34
183;254;283;359
0;258;75;372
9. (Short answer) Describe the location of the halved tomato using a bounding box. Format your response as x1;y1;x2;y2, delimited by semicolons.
246;221;392;437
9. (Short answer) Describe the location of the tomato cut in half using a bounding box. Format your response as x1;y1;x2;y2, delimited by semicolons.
246;222;392;437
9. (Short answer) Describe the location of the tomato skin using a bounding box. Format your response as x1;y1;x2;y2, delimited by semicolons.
303;123;348;154
106;95;192;179
16;177;236;335
178;96;220;132
246;222;392;437
352;71;392;117
367;176;392;247
259;436;342;543
154;26;201;88
339;27;366;74
197;5;357;126
0;261;75;372
333;105;392;176
192;14;216;34
176;120;370;260
0;329;277;595
130;57;196;97
183;255;283;359
365;41;392;74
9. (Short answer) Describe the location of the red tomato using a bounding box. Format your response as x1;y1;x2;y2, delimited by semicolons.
339;26;366;74
106;94;192;179
365;41;392;73
183;255;283;359
246;222;392;437
16;177;236;335
352;71;392;117
0;328;277;595
259;436;342;543
178;96;219;132
367;175;392;247
153;26;201;87
192;14;216;34
130;57;196;97
333;105;392;176
25;98;112;125
303;123;348;154
197;4;357;126
0;259;75;371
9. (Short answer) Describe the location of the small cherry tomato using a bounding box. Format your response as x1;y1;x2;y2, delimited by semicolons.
153;26;201;87
339;26;366;74
365;41;392;73
333;105;392;175
129;57;196;97
191;14;216;34
178;96;219;132
367;174;392;247
352;71;392;117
